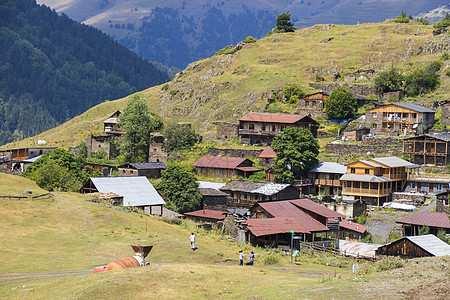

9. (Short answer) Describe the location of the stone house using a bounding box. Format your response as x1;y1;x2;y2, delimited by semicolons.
298;91;373;118
238;112;319;145
214;122;239;140
340;156;419;206
258;147;276;169
191;156;260;179
441;102;450;126
318;197;367;219
219;180;299;209
118;162;168;179
184;209;226;229
148;133;169;163
103;110;123;134
343;128;370;141
86;134;119;159
365;103;435;135
403;133;450;166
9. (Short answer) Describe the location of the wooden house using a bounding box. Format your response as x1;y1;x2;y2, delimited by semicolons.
340;157;419;206
376;234;450;257
244;199;343;248
298;91;373;118
339;220;368;242
308;162;347;196
365;103;435;135
396;211;450;236
191;156;260;179
238;112;319;145
118;162;167;179
219;180;299;209
103;110;123;135
403;134;450;166
184;209;227;229
0;146;56;162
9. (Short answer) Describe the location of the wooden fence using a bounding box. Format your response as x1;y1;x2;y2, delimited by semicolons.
0;193;51;200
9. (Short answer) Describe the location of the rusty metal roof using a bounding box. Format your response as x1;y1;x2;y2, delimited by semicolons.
184;209;226;220
396;212;450;229
289;199;345;219
257;201;329;232
191;156;249;169
339;240;381;258
245;218;312;236
339;220;368;234
259;147;276;159
239;112;315;124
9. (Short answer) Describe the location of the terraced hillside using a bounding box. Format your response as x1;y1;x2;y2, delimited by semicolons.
4;21;450;149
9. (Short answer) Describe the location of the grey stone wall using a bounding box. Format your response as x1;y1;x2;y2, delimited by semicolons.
392;192;427;204
309;83;377;96
325;142;402;155
442;105;450;126
207;147;263;158
203;195;228;211
214;122;239;140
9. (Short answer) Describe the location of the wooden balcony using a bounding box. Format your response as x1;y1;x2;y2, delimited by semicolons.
314;179;341;186
342;187;390;197
408;173;450;182
238;129;280;136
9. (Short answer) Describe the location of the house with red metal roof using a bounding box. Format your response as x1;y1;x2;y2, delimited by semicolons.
191;156;261;179
339;220;368;242
244;199;355;248
238;112;319;145
184;209;227;228
396;211;450;236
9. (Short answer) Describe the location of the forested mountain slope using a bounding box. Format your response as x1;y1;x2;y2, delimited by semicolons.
37;0;445;69
0;0;169;146
5;21;449;150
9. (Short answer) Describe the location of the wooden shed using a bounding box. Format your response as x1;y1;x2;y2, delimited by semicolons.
376;234;450;258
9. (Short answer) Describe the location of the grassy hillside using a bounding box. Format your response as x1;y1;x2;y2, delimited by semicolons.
0;175;449;299
3;21;449;149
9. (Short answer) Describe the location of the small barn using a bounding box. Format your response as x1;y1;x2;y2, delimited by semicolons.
118;162;168;179
339;220;368;241
396;211;450;235
376;234;450;257
80;176;165;215
259;147;276;169
184;209;227;229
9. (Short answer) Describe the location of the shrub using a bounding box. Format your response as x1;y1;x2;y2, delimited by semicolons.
404;66;440;96
437;229;450;244
243;36;257;43
264;254;280;265
282;84;304;103
433;19;450;29
427;60;443;73
163;121;197;152
375;67;403;93
214;46;237;56
393;12;409;23
169;89;179;96
441;52;450;61
419;225;430;235
275;11;296;33
416;18;429;25
446;69;450;78
161;83;169;91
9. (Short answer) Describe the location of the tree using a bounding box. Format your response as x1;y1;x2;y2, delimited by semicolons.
118;94;163;162
155;163;202;213
271;127;319;184
404;66;440;96
275;11;296;33
163;122;197;152
375;67;403;93
324;87;357;120
419;225;430;235
24;148;101;191
282;84;304;104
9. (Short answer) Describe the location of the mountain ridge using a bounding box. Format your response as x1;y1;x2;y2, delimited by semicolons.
4;20;449;150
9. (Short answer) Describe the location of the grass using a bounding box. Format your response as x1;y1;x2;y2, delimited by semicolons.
2;22;444;150
0;173;47;195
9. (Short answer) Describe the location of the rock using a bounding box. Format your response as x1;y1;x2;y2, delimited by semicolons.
320;37;334;43
433;27;448;36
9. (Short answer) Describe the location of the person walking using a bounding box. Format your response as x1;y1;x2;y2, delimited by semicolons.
190;233;196;251
239;250;244;266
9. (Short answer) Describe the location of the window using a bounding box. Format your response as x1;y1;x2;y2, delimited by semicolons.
261;125;266;131
272;125;276;131
412;113;417;119
403;113;409;118
351;168;355;174
372;112;377;118
365;169;369;174
249;124;254;130
371;123;377;129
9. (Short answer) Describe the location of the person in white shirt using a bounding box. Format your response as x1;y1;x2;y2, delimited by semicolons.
190;233;196;251
239;250;244;266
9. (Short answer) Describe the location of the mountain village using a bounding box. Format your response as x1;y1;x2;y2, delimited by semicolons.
1;1;450;299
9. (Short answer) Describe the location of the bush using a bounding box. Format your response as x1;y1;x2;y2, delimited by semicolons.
163;122;197;152
419;225;430;235
375;67;403;93
441;53;450;61
214;46;237;56
427;60;443;73
169;89;179;96
243;36;257;43
264;254;280;265
393;12;410;23
282;84;304;103
433;19;450;29
161;83;169;91
437;229;450;244
404;66;440;96
416;18;429;25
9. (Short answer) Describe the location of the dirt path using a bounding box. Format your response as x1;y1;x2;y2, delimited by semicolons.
0;270;91;281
